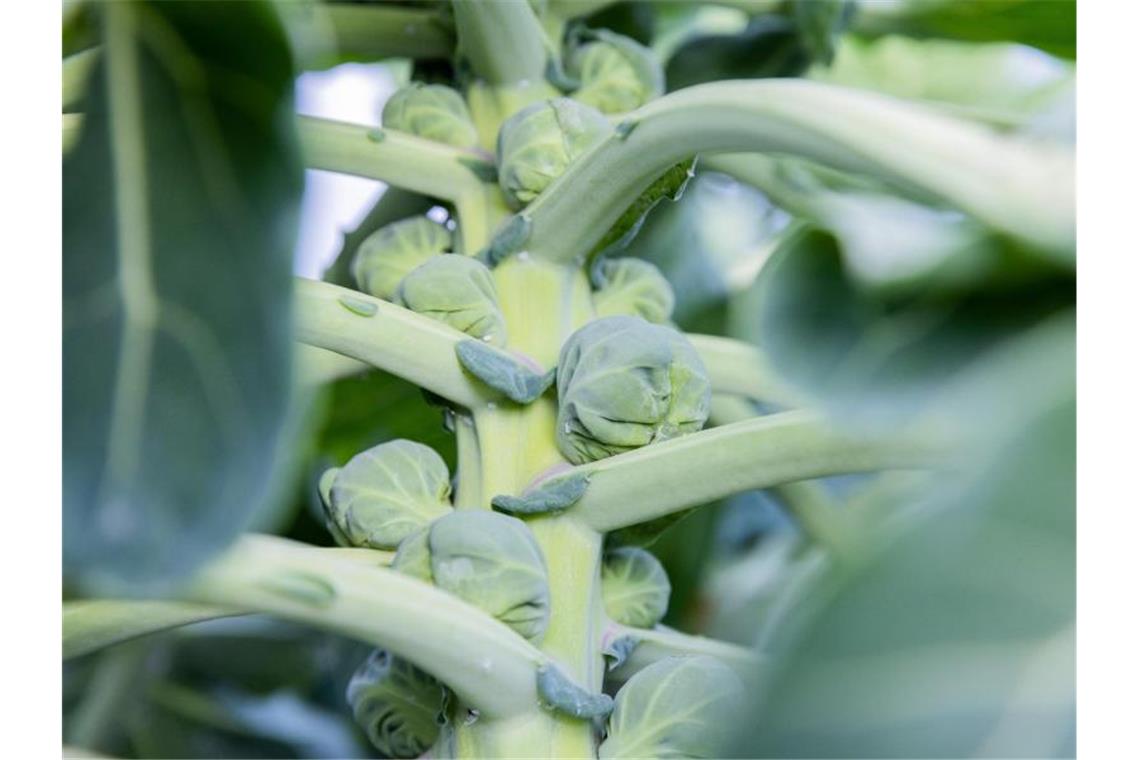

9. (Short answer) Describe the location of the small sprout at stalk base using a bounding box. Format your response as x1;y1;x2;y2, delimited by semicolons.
382;83;478;149
455;340;556;403
492;471;591;515
536;663;615;720
591;258;675;324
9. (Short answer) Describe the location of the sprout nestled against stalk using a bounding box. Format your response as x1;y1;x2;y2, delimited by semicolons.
346;649;449;758
600;655;747;758
496;98;611;208
352;216;452;300
556;316;712;464
568;30;664;114
592;258;676;324
396;255;509;345
601;547;671;629
321;440;453;550
382;82;479;148
428;510;551;643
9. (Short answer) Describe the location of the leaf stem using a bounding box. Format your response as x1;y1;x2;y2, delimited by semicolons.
451;0;548;86
292;277;495;408
605;623;762;684
182;534;546;718
568;411;941;532
688;333;806;407
524;80;1074;264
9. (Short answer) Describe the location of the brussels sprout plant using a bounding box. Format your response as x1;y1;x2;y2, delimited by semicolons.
63;1;1075;758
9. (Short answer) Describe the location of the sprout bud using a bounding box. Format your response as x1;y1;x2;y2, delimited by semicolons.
592;258;675;324
395;255;508;346
428;510;551;643
324;440;453;550
391;527;433;583
601;547;671;628
600;655;746;759
352;216;452;301
556;316;712;464
569;31;664;114
346;649;448;758
496;98;611;209
382;82;478;148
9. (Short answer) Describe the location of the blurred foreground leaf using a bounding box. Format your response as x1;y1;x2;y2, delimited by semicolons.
63;1;303;591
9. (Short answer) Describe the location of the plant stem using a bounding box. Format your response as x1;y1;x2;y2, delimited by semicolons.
604;623;762;685
67;641;149;751
293;277;495;408
454;413;485;508
63;47;98;111
569;411;943;532
523;80;1075;264
183;534;545;718
64;600;237;660
283;2;454;70
297;116;495;250
688;333;806;407
452;0;548;86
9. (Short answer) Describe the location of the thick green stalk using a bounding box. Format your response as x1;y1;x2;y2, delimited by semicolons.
293;277;495;408
523;80;1075;264
282;2;454;70
456;258;602;756
183;535;545;718
64;600;237;660
452;0;548;86
570;411;942;532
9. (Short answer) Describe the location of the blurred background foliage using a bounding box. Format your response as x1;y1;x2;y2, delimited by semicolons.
63;0;1075;757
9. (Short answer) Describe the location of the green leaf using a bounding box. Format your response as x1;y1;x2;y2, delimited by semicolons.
738;225;1073;424
63;1;303;592
665;15;808;91
793;0;855;65
809;36;1074;136
737;364;1074;757
590;158;696;261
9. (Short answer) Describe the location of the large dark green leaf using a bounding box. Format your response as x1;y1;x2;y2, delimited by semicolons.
733;342;1075;757
735;225;1073;425
63;1;303;592
665;15;809;91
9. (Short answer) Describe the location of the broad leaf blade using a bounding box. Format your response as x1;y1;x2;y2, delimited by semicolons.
63;1;303;592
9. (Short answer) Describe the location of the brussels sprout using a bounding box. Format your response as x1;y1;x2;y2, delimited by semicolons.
496;98;611;209
600;655;747;759
569;31;664;114
317;467;352;547
391;527;433;583
556;316;712;464
601;547;671;628
382;82;478;148
428;510;551;642
346;649;448;759
352;216;452;300
592;258;675;324
325;440;453;550
395;255;508;346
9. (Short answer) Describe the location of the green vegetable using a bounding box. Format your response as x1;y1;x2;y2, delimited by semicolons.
391;527;433;583
352;215;452;301
395;255;508;345
496;98;611;208
556;316;712;464
569;30;664;114
346;649;448;758
601;547;670;628
382;82;479;148
428;510;551;642
600;655;747;758
324;440;453;550
592;258;675;324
